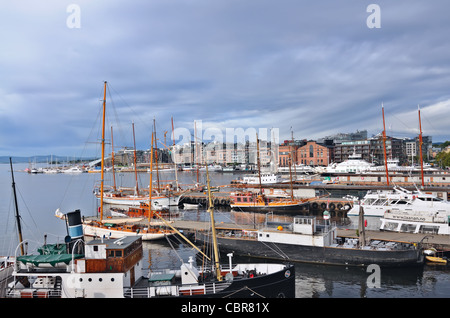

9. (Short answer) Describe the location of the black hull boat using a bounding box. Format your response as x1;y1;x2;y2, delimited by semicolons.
195;215;424;268
135;262;295;298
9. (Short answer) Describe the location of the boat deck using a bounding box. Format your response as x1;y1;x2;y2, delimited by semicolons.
169;220;450;250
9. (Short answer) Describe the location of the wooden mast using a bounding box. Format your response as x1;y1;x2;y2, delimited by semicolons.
418;105;425;188
148;132;154;222
206;165;222;281
171;116;179;190
381;103;390;186
100;81;107;220
132;122;139;195
111;126;117;191
10;157;24;255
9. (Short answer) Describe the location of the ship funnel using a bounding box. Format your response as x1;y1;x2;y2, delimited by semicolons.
67;209;84;240
66;209;84;255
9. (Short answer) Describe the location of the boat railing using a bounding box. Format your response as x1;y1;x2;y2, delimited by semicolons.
5;287;62;298
124;280;231;298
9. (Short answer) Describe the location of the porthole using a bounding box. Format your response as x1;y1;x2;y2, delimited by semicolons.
111;278;115;282
99;278;103;282
88;278;92;282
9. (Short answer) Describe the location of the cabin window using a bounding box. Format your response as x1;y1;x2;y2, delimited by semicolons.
93;246;98;252
115;250;122;257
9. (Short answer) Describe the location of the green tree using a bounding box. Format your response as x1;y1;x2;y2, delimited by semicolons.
436;151;450;168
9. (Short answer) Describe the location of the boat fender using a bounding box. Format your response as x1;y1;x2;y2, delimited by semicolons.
249;270;256;278
277;226;283;231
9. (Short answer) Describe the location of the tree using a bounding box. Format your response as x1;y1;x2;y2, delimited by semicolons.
435;151;450;168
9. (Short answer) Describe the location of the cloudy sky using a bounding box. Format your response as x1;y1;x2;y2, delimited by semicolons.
1;0;449;157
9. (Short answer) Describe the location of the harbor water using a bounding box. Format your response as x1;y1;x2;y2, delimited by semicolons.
2;163;450;298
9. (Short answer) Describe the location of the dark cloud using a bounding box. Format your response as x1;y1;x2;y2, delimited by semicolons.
1;0;449;156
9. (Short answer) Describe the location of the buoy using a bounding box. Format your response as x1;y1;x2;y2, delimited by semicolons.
277;226;283;231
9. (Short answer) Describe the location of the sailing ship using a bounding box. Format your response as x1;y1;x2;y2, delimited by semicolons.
95;122;179;210
56;81;174;241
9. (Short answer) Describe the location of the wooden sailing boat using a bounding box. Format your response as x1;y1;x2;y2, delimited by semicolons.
230;134;309;213
96;122;173;211
57;81;174;241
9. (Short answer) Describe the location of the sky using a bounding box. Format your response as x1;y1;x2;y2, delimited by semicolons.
1;0;449;157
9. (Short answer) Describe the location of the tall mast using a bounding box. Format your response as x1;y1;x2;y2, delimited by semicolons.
418;105;425;188
153;118;160;191
100;81;107;220
256;133;263;194
381;103;390;186
171;117;179;190
206;165;222;281
111;126;117;191
10;157;24;256
288;153;294;201
132;122;139;195
148;132;154;222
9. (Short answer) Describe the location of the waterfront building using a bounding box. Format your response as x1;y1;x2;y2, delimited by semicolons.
297;141;332;167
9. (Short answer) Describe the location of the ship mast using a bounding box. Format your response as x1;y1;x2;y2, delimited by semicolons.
256;133;263;194
10;157;25;256
148;132;154;222
171;117;179;190
418;105;425;188
381;103;390;186
206;165;222;281
100;81;107;220
132;122;139;195
111;126;117;191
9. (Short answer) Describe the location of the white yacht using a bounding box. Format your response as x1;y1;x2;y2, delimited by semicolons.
347;186;450;218
326;151;374;174
380;208;450;235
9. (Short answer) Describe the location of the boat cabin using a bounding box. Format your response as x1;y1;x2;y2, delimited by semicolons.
77;236;143;274
258;216;337;247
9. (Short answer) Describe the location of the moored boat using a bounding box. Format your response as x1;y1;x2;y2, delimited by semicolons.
196;213;424;267
230;191;308;213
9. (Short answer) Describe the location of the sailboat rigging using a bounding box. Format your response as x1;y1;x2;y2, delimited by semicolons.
56;81;174;241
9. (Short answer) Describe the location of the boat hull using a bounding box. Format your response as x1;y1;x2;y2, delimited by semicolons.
230;202;307;213
83;224;171;241
196;233;423;267
184;264;295;298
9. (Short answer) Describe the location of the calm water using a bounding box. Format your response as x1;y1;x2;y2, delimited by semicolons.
2;163;450;298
